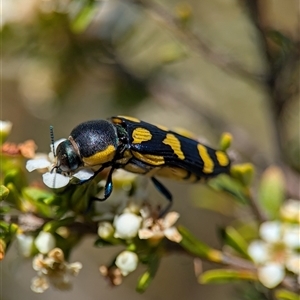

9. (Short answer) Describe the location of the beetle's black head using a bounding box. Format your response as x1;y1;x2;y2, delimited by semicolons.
54;140;82;173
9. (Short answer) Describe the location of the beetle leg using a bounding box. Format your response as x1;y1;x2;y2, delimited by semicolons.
92;167;115;202
151;177;173;216
84;167;115;213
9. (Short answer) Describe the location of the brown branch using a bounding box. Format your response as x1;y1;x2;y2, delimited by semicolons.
127;0;265;81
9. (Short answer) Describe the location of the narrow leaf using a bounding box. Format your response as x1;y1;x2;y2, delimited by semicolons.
199;269;257;284
224;226;251;259
258;166;285;219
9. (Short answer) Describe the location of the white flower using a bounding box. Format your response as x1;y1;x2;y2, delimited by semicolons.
115;251;138;276
16;234;34;257
248;220;300;288
114;213;142;239
138;211;182;243
26;138;94;189
34;232;56;254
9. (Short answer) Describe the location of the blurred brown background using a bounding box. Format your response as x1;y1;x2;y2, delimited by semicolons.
1;0;299;299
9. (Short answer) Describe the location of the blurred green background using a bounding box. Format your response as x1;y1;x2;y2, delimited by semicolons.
1;0;299;299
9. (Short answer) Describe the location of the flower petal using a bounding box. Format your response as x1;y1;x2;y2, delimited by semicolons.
260;221;281;243
248;240;270;264
283;224;300;248
280;199;300;223
26;159;51;172
163;212;180;228
164;227;182;243
257;263;285;288
138;228;155;239
286;254;300;275
42;172;70;189
73;169;94;181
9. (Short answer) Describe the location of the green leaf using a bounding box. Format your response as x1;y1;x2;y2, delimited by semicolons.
71;3;98;33
223;226;251;259
136;254;160;293
258;166;285;219
199;269;257;284
5;182;22;207
4;169;27;191
23;187;54;203
22;187;54;217
0;185;9;200
178;226;223;263
275;289;300;300
43;217;76;233
208;174;249;204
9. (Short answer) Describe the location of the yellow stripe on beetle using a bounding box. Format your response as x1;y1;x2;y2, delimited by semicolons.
82;144;116;166
132;128;153;144
163;134;185;160
131;151;165;166
197;144;214;174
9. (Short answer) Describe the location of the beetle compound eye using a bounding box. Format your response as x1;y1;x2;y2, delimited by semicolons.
55;140;82;173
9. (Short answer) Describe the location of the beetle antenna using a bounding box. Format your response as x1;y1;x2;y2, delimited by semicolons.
50;125;56;157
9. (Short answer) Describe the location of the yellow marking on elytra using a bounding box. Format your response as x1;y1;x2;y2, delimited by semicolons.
163;134;185;160
132;128;152;144
118;116;140;123
197;144;214;173
216;151;229;166
83;144;116;166
131;151;165;166
155;124;169;131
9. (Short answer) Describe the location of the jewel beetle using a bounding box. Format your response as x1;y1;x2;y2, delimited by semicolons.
53;116;231;212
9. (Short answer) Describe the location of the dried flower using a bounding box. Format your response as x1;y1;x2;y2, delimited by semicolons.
139;211;182;243
31;248;82;293
99;265;123;286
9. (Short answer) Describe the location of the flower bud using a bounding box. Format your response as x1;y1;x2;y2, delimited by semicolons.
114;213;142;239
115;251;138;276
34;231;55;254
